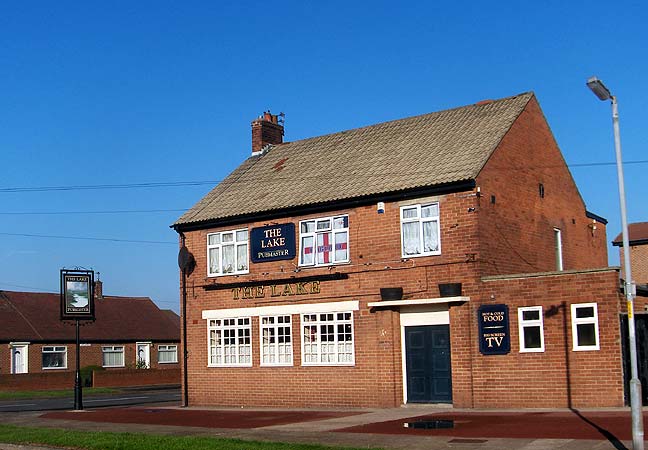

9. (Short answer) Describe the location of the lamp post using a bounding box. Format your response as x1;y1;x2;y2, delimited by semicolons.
587;76;643;450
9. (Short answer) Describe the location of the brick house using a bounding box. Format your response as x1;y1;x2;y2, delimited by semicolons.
613;222;648;286
0;281;180;376
173;93;632;409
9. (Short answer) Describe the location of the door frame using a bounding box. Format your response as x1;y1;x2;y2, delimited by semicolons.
10;342;30;374
400;304;450;404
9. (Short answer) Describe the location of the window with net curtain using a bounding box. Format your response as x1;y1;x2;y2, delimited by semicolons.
207;229;249;276
400;203;440;257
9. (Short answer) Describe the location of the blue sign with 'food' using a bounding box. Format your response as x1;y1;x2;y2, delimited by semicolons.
250;223;296;263
478;304;510;355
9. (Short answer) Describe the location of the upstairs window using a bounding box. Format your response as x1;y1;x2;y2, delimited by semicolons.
299;215;349;266
554;228;563;271
401;203;441;257
207;229;249;276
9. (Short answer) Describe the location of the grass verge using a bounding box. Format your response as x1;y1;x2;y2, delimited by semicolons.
0;388;119;400
0;424;377;450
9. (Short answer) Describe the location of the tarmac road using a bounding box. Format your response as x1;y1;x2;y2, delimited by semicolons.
0;386;180;412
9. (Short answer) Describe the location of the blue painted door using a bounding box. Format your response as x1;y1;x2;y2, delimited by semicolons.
405;325;452;403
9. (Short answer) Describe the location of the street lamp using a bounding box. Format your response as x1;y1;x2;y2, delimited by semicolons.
587;76;643;450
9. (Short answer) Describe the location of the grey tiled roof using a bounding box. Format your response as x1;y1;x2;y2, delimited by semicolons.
175;92;533;227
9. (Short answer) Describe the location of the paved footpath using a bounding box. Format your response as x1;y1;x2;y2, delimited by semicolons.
0;405;644;450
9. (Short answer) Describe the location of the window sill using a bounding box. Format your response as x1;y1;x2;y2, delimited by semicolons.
207;271;250;278
158;361;178;364
301;362;355;367
297;261;351;269
572;346;600;352
42;367;68;370
207;364;253;368
401;251;441;258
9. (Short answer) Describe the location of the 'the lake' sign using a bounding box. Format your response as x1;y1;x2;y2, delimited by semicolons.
250;223;296;263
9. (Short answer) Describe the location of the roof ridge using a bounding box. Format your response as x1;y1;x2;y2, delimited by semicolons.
275;92;534;149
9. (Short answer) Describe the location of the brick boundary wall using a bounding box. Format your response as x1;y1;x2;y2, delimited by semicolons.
0;372;75;391
92;368;181;388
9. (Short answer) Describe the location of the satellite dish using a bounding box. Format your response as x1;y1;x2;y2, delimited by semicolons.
178;246;195;275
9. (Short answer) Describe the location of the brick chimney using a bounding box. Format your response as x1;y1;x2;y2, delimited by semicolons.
251;111;284;153
94;280;103;301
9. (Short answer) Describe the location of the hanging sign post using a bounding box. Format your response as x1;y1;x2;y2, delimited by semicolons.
60;269;95;410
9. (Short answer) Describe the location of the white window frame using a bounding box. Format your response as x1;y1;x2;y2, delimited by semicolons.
571;303;600;351
207;317;252;367
207;229;249;277
517;307;545;353
301;311;355;366
42;346;68;370
298;215;349;267
260;315;293;367
400;203;441;257
554;228;563;271
157;345;178;364
102;345;125;368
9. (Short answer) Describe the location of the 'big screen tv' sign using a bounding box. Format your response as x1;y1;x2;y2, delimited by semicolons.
250;223;296;263
477;304;510;355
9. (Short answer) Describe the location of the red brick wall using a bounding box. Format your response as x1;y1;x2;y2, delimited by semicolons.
182;193;483;408
463;269;624;408
0;371;75;391
619;245;648;284
93;368;180;388
476;97;608;276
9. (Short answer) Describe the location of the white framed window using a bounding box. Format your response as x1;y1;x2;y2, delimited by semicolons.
554;228;563;271
157;345;178;364
571;303;599;351
42;346;67;369
207;229;249;276
518;307;544;353
102;346;125;367
301;311;354;366
208;317;252;366
260;315;293;366
299;215;349;266
400;203;441;257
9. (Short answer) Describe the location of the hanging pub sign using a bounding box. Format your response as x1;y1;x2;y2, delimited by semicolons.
60;269;95;320
250;223;296;263
478;304;510;355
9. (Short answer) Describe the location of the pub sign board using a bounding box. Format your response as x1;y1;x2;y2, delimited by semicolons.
478;304;510;355
250;223;296;263
60;270;95;320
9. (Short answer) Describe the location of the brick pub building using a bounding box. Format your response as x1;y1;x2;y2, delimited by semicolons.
173;93;632;409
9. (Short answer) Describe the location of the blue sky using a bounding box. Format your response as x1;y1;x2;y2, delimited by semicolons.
1;1;646;313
